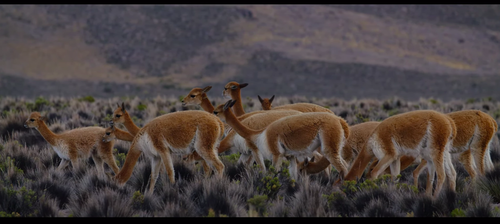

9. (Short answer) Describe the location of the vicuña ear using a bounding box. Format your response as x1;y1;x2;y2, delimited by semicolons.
258;95;264;103
303;157;309;166
229;99;237;108
269;95;275;103
239;83;248;88
310;156;315;163
121;102;125;112
222;100;232;110
202;86;212;93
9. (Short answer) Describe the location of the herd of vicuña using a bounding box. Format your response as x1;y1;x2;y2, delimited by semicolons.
24;81;498;198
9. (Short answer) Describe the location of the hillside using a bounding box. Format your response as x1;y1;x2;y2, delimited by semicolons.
1;5;500;101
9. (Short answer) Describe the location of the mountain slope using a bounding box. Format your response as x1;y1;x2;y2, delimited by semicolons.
1;5;499;100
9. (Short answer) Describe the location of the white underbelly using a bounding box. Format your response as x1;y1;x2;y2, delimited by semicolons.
51;145;70;160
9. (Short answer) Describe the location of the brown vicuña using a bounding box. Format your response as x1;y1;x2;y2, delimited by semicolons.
213;99;350;180
180;85;266;173
24;111;120;176
344;110;457;198
297;121;381;175
258;95;275;110
182;86;216;113
222;81;249;117
113;110;226;195
403;110;498;187
184;109;303;169
364;110;498;189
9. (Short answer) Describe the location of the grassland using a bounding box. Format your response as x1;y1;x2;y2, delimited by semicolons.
1;95;500;217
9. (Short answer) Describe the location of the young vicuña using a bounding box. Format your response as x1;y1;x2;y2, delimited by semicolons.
113;110;226;195
24;111;121;176
212;99;350;180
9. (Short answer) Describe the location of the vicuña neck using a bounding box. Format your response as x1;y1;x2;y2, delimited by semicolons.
231;92;246;117
200;97;215;113
114;127;135;142
123;113;141;136
224;110;262;141
35;122;59;146
342;145;374;182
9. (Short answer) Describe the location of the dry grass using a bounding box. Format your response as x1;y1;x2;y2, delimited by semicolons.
1;95;500;217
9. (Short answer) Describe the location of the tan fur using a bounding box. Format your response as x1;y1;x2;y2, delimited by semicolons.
298;121;381;175
358;110;457;198
112;102;141;136
258;95;274;110
113;110;225;195
272;102;335;114
222;81;248;117
213;99;349;180
406;110;498;188
24;112;120;176
185;109;303;167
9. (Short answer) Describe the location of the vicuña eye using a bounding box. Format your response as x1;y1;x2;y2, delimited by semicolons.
213;111;218;115
29;119;35;122
190;95;195;98
115;115;121;118
106;132;110;136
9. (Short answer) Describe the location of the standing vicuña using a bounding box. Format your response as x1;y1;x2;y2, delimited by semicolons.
113;110;226;195
408;109;498;186
360;110;457;198
213;99;350;180
184;109;303;169
24;112;121;176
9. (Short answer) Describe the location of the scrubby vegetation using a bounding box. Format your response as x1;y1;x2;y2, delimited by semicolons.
1;95;500;217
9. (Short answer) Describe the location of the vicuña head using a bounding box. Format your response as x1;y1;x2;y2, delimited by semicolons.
181;86;214;112
222;81;248;117
102;121;135;143
213;99;350;181
112;102;141;136
113;110;226;195
258;95;275;110
24;111;121;176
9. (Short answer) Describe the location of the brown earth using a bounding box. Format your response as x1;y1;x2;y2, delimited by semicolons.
1;5;499;101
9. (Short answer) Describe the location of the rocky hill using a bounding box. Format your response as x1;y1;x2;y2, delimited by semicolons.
1;5;500;101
